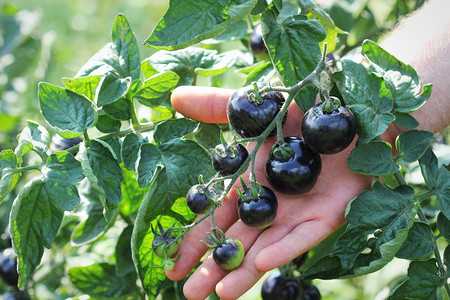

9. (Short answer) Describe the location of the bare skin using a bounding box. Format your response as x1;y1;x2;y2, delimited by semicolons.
166;0;449;298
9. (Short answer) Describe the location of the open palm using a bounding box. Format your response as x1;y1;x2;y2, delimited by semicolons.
166;86;372;300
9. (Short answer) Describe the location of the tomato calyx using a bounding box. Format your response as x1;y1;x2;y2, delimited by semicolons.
321;96;341;113
151;222;181;270
271;141;295;161
201;227;226;249
235;177;265;203
248;82;265;105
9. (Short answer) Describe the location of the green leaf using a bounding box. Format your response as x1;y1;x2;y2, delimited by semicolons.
347;141;400;175
95;114;122;134
137;119;214;189
261;6;326;112
43;151;84;184
70;180;115;246
79;139;124;209
111;14;141;91
75;14;140;106
419;148;450;219
68;263;131;297
38;82;96;134
388;259;445;300
394;112;419;129
444;245;450;269
0;150;19;203
334;59;395;144
396;130;435;163
145;0;258;50
62;75;103;102
15;120;50;159
396;221;436;259
362;40;432;113
193;123;222;152
300;1;346;53
147;47;235;87
135;71;179;107
10;154;82;287
122;133;147;171
102;97;132;121
437;212;450;240
116;225;135;277
119;168;147;217
239;60;274;86
205;19;248;43
334;182;415;269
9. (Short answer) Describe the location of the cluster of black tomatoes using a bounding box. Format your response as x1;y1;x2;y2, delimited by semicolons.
171;81;356;271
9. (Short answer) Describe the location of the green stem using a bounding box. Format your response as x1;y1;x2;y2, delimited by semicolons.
394;171;407;186
12;163;44;174
129;97;141;131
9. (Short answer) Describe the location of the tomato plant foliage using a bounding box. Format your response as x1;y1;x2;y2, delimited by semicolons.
0;0;448;299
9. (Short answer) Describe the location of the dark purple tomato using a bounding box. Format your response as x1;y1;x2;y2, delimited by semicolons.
185;184;215;215
238;185;278;229
249;24;269;59
211;143;249;176
0;248;18;287
292;251;308;268
265;137;321;196
301;283;321;300
213;238;245;271
301;103;356;154
227;82;286;139
261;271;301;300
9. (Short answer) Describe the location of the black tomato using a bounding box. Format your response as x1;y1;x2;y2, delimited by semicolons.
227;82;286;139
211;143;249;176
238;185;278;229
292;251;308;268
301;103;356;154
0;248;18;287
213;238;245;271
185;184;214;215
265;137;321;196
50;135;83;152
261;271;301;300
249;24;269;59
300;283;321;300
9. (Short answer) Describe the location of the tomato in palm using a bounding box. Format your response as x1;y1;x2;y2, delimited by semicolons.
185;184;215;215
227;82;285;139
301;102;356;154
211;143;249;176
213;238;245;271
238;185;278;229
265;137;321;196
261;271;301;300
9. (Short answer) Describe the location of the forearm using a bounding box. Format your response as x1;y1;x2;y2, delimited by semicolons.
381;0;450;135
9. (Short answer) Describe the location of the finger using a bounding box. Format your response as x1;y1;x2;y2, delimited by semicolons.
183;221;262;300
254;218;340;271
215;225;290;300
165;190;239;281
171;86;233;123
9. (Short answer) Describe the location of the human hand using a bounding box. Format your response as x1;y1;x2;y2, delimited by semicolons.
166;86;373;300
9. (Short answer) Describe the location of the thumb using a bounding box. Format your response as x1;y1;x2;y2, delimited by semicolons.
171;86;233;123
